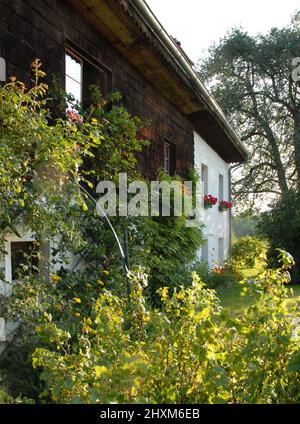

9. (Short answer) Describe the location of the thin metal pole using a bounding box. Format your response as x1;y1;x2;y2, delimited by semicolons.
79;184;129;276
124;228;131;297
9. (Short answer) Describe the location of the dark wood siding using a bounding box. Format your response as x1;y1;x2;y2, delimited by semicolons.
0;0;194;178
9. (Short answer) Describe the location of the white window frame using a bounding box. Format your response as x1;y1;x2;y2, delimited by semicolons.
3;233;36;286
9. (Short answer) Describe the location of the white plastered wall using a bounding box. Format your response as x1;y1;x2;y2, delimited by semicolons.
194;131;230;267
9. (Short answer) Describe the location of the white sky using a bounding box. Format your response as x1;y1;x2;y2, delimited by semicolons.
147;0;299;62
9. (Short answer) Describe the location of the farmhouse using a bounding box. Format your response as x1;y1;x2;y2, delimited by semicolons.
0;0;247;284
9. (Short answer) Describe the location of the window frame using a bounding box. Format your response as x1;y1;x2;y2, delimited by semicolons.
65;49;83;107
218;237;224;264
65;42;112;104
201;239;209;263
163;139;176;176
201;163;208;196
3;233;36;285
163;142;171;174
219;174;224;202
0;57;6;82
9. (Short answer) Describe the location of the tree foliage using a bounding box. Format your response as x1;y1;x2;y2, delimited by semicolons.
258;189;300;282
198;14;300;210
231;236;269;269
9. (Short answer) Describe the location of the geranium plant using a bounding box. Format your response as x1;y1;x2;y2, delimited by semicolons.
219;200;232;211
212;265;225;274
204;194;218;208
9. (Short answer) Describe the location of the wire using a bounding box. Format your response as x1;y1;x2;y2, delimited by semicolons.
79;184;129;276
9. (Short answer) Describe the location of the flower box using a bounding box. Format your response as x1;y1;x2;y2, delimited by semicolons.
219;200;233;212
204;195;218;209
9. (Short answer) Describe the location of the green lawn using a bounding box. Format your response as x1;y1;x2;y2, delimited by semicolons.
286;285;300;305
216;285;253;314
216;284;300;315
216;259;300;314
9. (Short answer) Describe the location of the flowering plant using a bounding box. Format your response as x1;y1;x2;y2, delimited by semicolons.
67;109;83;125
212;265;226;274
219;200;233;211
204;194;218;208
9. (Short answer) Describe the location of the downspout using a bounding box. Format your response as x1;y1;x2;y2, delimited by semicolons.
228;167;232;256
129;0;247;161
228;163;241;255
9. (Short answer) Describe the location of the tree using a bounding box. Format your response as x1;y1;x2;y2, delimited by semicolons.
257;189;300;282
198;14;300;211
232;214;258;238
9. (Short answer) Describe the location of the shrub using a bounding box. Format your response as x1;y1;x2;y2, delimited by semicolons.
0;386;34;404
27;251;300;404
0;341;42;401
138;171;203;303
87;170;204;304
194;261;238;288
231;236;269;270
258;190;300;282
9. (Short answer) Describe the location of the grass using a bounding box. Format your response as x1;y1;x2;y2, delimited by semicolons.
217;283;300;315
287;285;300;305
216;285;253;314
216;259;300;315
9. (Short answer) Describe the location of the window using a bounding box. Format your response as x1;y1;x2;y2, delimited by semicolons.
201;164;208;196
219;174;224;202
163;141;176;175
11;241;39;280
65;44;112;110
164;143;170;174
218;237;224;264
0;57;6;82
65;52;82;107
201;239;209;262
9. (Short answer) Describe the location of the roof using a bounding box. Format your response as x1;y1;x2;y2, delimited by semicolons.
73;0;248;163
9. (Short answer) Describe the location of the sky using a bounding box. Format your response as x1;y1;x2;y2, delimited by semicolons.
147;0;299;63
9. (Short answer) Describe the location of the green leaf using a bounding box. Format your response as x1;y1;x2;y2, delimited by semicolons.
287;351;300;372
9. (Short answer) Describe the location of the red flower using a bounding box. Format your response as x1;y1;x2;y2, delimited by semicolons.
219;200;233;209
67;109;83;124
204;194;218;206
213;265;225;274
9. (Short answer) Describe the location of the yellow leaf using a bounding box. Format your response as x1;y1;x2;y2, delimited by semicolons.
83;325;93;334
73;297;81;304
197;307;210;320
95;366;107;377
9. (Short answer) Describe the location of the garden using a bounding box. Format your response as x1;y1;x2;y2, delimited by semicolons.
0;62;300;404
